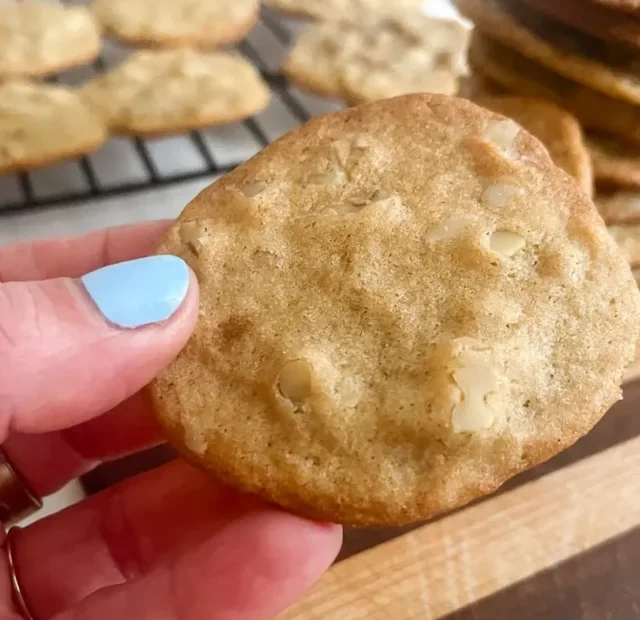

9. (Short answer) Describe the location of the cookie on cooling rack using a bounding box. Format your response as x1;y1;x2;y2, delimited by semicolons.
0;1;101;79
455;0;640;106
0;82;108;174
92;0;259;48
284;15;469;102
265;0;422;21
472;96;592;195
82;49;270;137
150;93;639;527
468;34;640;145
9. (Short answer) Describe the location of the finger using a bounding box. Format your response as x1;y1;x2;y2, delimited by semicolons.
0;255;198;439
59;511;340;620
12;461;341;620
4;391;166;496
0;221;172;283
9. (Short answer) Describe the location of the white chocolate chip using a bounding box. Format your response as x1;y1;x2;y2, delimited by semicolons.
489;231;526;257
278;359;312;403
483;119;521;160
179;221;209;255
482;183;523;208
242;181;267;197
426;217;470;241
452;362;500;433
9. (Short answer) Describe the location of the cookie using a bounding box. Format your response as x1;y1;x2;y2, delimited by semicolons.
513;0;640;49
264;0;422;21
457;73;506;99
472;96;593;195
608;224;640;265
597;192;640;224
455;0;640;105
624;340;640;384
82;50;270;137
586;135;640;190
91;0;258;48
151;93;639;527
0;1;101;79
0;81;108;174
284;16;469;103
591;0;640;13
469;34;640;145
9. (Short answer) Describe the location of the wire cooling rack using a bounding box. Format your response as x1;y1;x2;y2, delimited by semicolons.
0;4;345;215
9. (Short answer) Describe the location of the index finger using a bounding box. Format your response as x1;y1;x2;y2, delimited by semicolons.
0;220;172;283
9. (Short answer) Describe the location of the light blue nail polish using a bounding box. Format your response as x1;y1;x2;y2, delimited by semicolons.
81;255;190;329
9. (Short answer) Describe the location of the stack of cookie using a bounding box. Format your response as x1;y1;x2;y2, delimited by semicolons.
454;0;640;282
0;0;270;175
276;0;470;104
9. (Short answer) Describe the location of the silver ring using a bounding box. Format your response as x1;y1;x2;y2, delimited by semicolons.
6;527;36;620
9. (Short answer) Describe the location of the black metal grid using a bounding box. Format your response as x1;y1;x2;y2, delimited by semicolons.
0;6;321;215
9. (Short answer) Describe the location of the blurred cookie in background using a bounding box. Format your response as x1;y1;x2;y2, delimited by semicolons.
468;34;640;145
284;15;469;102
0;1;101;79
597;191;640;225
92;0;259;48
587;135;640;191
512;0;640;49
82;49;270;137
455;0;640;105
0;82;107;174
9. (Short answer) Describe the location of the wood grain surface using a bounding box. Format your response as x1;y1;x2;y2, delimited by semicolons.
82;381;640;618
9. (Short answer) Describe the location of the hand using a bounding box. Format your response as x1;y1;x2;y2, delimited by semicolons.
0;221;341;620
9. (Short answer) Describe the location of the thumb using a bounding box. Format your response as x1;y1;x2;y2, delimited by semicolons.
0;255;198;439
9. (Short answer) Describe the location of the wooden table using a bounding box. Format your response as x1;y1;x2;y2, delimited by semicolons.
82;382;640;619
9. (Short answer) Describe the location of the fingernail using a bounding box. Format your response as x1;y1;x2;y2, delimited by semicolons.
81;255;190;329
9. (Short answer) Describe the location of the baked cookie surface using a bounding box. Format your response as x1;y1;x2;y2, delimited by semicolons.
0;81;108;174
469;34;640;144
284;15;469;102
151;94;639;526
82;49;270;137
92;0;258;48
473;95;592;195
0;1;101;78
264;0;422;21
456;0;640;105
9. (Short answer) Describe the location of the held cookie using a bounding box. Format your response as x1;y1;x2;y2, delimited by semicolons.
0;82;108;174
284;16;469;102
587;135;640;191
151;94;640;527
91;0;258;48
473;96;593;195
0;1;101;79
456;0;640;105
82;50;270;137
469;34;640;145
264;0;422;21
